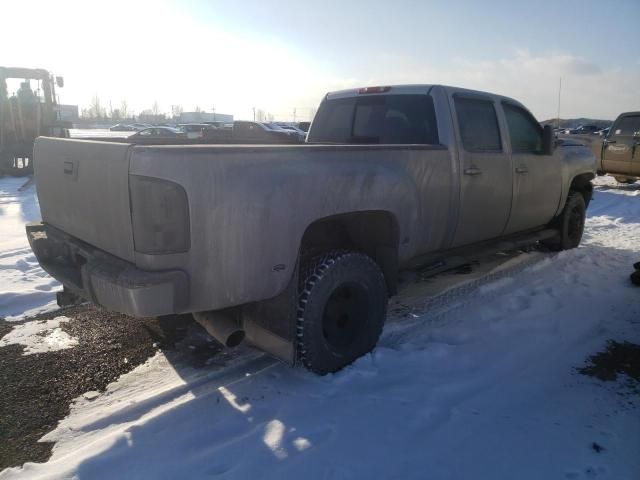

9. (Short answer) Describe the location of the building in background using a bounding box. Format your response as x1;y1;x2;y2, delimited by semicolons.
180;112;233;123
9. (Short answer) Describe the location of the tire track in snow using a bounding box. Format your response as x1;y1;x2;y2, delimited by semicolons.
382;252;552;346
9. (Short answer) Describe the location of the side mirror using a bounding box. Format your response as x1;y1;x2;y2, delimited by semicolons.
541;124;554;155
56;76;64;88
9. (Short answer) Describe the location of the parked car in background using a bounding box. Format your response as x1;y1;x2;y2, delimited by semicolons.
109;123;137;132
597;127;610;137
596;111;640;184
566;124;600;135
178;123;213;139
232;121;301;143
275;123;308;140
203;121;225;128
130;126;186;139
28;84;595;374
297;121;311;132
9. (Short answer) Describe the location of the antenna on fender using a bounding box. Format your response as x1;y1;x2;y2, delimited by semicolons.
556;77;562;130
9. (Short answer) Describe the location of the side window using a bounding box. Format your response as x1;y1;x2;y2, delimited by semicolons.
454;97;502;152
503;103;542;154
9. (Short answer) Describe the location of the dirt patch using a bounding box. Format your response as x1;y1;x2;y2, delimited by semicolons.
0;321;12;340
579;340;640;384
0;305;199;470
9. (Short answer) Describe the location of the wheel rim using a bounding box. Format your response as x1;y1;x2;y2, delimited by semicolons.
567;205;584;244
321;282;369;354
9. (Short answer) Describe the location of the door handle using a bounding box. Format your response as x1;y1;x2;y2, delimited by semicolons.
515;166;528;174
464;167;482;176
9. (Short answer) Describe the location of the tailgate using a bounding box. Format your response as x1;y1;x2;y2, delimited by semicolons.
34;137;135;262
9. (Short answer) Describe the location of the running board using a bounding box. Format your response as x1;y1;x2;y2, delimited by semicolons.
412;228;557;278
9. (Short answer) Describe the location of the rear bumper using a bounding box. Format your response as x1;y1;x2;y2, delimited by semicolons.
26;222;189;317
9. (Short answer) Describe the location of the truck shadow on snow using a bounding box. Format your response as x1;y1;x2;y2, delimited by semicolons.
64;241;640;479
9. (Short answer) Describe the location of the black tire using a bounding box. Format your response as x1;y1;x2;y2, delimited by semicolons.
297;251;388;375
631;270;640;287
542;192;586;251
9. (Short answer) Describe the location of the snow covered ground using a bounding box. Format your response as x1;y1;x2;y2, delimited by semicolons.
0;316;77;354
0;177;58;320
0;175;639;479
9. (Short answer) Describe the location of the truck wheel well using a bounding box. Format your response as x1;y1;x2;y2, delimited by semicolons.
569;173;594;207
300;211;400;295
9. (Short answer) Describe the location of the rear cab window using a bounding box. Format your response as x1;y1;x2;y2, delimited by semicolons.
308;94;439;144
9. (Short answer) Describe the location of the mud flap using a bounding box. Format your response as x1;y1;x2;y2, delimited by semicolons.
240;266;298;365
56;286;85;307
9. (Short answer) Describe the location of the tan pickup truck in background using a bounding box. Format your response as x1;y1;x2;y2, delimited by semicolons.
563;111;640;184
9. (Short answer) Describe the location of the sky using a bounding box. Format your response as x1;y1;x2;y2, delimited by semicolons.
1;0;638;121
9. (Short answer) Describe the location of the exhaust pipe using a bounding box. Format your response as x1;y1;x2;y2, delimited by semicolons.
193;309;245;347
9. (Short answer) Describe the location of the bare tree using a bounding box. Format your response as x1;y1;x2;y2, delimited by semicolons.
88;94;104;119
120;100;129;119
171;104;183;120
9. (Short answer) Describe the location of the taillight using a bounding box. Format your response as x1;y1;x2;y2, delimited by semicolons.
358;86;391;94
129;175;190;254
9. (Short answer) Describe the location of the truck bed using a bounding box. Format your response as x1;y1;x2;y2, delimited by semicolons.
33;137;454;314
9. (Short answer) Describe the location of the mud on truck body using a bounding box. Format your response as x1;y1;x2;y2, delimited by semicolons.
27;84;596;374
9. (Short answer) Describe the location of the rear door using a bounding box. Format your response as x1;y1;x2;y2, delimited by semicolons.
603;114;640;175
450;94;512;247
501;102;562;233
33;137;135;262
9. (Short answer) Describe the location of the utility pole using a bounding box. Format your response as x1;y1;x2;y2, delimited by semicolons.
252;107;256;121
212;105;216;121
293;107;296;122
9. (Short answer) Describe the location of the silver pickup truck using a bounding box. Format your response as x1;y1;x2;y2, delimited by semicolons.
27;84;596;374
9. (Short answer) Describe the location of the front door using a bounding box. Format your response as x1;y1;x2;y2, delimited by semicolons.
501;102;562;234
450;94;513;247
603;114;640;175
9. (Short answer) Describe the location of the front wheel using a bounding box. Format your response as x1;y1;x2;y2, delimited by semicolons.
297;251;388;375
542;192;586;251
